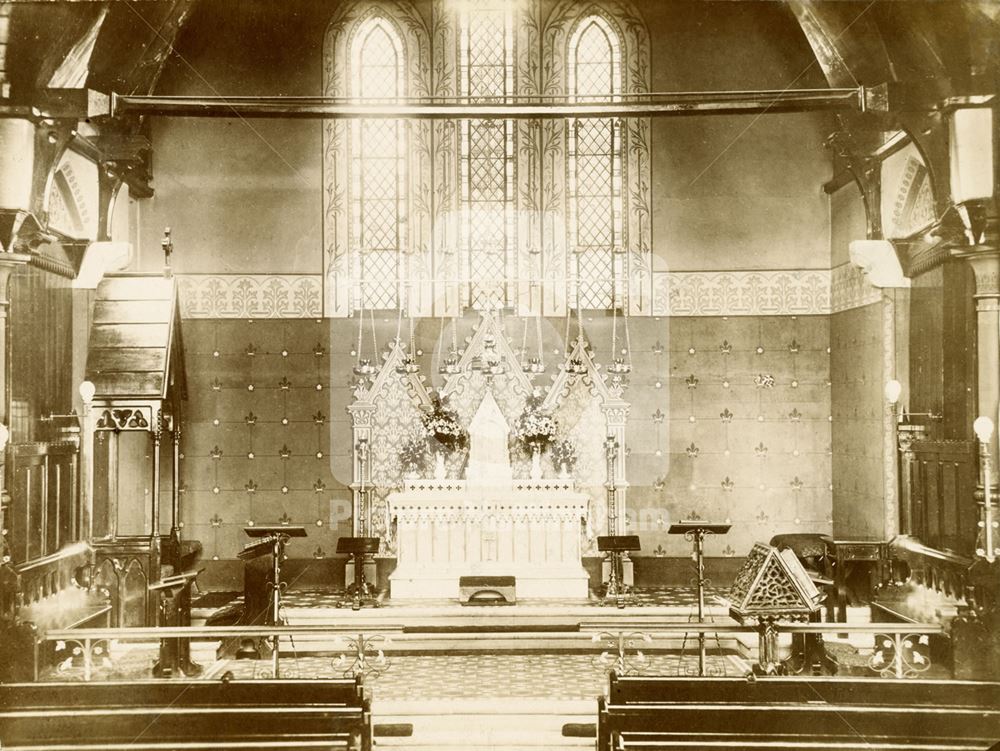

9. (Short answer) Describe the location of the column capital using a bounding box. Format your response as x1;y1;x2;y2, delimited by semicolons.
953;246;1000;299
0;253;31;307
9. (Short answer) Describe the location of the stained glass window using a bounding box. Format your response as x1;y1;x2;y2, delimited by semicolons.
351;17;407;310
459;0;516;310
568;16;622;309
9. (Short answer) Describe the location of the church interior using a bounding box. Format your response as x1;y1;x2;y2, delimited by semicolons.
1;1;1000;749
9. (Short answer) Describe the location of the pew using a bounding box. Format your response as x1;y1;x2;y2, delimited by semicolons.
0;542;112;681
599;674;1000;751
873;535;1000;679
0;678;373;751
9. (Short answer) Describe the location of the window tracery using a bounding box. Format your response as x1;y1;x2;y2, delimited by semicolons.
567;15;622;309
323;0;650;318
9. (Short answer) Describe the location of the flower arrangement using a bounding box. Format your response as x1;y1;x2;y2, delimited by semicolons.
422;394;468;452
513;392;558;452
550;438;578;471
399;435;428;474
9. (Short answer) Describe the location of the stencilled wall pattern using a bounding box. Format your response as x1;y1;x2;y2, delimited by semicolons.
177;310;832;572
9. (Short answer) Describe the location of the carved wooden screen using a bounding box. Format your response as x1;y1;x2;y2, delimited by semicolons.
9;262;72;443
7;442;79;564
901;439;978;554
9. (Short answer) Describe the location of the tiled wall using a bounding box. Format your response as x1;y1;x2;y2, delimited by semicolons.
180;319;356;568
625;315;832;558
178;312;832;576
829;301;891;538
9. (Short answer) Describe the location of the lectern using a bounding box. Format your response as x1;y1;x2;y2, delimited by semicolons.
242;525;306;678
668;520;731;675
149;569;202;677
337;536;380;610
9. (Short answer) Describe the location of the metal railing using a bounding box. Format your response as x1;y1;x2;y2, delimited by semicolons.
35;619;947;683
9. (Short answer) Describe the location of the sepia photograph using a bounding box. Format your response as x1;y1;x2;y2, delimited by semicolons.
0;0;998;748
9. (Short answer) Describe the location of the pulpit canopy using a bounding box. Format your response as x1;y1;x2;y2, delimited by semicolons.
85;273;185;426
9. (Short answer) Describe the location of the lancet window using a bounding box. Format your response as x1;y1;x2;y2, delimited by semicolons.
567;15;623;309
351;17;407;309
458;0;517;310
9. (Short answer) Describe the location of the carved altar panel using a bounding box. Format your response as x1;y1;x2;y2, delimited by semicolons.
553;379;608;552
354;340;434;553
388;479;590;598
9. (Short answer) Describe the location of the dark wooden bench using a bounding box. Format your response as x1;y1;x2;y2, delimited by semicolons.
0;542;112;681
599;674;1000;751
0;678;372;751
870;535;1000;680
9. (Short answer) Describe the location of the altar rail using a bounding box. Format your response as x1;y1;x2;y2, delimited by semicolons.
32;620;950;682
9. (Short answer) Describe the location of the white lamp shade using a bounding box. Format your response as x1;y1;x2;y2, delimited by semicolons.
974;416;995;444
884;379;902;405
949;107;994;204
78;380;96;404
0;422;8;453
849;240;908;288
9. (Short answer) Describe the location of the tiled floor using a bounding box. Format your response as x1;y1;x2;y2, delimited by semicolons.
195;585;731;614
209;653;746;700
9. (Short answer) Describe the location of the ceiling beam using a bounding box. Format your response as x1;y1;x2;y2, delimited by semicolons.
108;87;871;120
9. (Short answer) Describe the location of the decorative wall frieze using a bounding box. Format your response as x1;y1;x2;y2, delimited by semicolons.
654;269;832;317
177;274;322;319
177;267;887;318
830;262;882;314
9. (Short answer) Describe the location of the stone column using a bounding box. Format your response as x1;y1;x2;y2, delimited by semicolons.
956;248;999;476
0;253;28;563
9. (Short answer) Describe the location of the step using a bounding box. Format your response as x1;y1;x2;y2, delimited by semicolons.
374;699;595;749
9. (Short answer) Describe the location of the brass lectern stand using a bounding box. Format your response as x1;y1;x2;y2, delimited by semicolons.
668;520;730;676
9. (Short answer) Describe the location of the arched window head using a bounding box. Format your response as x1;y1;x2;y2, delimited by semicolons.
323;1;432;318
568;15;621;100
350;16;407;310
567;14;623;309
352;18;404;100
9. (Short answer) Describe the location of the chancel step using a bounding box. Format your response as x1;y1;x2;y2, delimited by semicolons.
374;699;594;750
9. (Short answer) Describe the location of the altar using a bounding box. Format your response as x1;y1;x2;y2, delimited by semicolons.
387;478;591;598
386;388;592;599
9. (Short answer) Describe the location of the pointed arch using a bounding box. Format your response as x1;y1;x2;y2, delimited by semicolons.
542;1;651;316
567;13;623;309
323;2;433;318
431;0;541;317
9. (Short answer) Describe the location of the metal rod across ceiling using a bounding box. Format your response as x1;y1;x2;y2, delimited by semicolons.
111;87;867;119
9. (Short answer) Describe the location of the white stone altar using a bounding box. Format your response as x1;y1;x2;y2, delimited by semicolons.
387;391;591;599
387;478;590;598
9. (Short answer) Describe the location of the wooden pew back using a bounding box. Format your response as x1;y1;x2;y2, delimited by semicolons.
0;678;372;751
600;675;1000;751
0;542;112;681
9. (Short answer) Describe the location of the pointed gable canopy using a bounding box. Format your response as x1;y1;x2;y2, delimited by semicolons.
84;274;185;430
